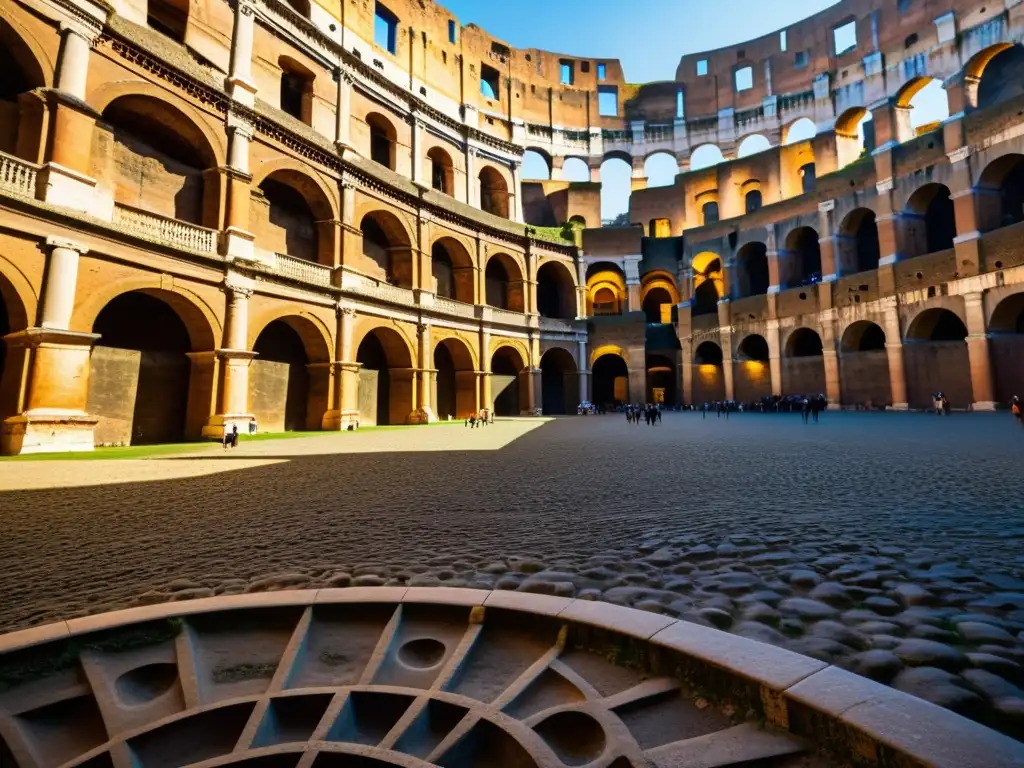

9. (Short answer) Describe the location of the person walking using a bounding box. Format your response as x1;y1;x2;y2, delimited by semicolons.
230;423;239;448
1012;395;1022;426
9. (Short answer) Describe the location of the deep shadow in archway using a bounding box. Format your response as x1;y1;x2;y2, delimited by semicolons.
491;347;525;416
540;348;577;414
592;353;628;406
904;308;970;408
356;333;391;426
252;321;309;432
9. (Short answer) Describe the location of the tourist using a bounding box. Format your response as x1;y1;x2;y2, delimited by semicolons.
230;423;239;448
1011;395;1022;426
801;397;811;424
942;394;951;416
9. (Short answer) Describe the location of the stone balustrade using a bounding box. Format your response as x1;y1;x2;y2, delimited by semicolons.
538;315;578;333
0;151;38;198
112;204;218;254
273;252;333;287
433;295;477;319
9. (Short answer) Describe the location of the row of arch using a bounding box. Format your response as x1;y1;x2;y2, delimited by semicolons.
585;264;681;322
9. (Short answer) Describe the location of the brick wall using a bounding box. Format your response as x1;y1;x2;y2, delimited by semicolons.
733;361;771;402
357;368;381;426
250;359;309;432
782;357;826;397
903;342;972;409
692;365;725;404
839;351;891;407
991;335;1024;405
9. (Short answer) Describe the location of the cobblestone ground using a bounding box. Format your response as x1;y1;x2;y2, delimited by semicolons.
2;413;1023;736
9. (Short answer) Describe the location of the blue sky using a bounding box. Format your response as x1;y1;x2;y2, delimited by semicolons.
440;0;949;221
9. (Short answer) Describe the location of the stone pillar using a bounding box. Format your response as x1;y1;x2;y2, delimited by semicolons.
511;161;524;223
588;160;601;183
630;157;647;192
411;322;437;422
226;0;258;107
550;156;564;181
411;115;424;187
964;292;996;410
766;319;782;396
624;255;642;312
223;116;256;261
882;303;908;410
822;350;841;407
681;338;694;405
202;279;256;439
335;68;352;149
465;146;478;208
718;300;734;401
324;305;361;430
577;337;589;405
40;237;84;331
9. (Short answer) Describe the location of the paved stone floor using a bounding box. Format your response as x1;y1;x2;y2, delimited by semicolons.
1;413;1023;736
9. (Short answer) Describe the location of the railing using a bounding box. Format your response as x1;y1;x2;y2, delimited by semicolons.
434;295;476;319
273;252;332;287
486;306;528;325
0;151;38;198
112;204;217;254
349;279;416;306
538;316;576;333
644;123;673;142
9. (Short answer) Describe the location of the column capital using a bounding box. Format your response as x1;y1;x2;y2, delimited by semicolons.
45;236;89;254
224;281;253;299
237;0;258;15
59;20;101;44
336;303;358;318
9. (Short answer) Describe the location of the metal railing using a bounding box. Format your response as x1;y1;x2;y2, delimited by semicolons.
112;204;217;254
0;151;38;198
273;252;332;287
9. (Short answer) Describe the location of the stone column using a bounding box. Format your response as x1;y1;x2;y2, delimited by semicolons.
718;300;734;401
822;349;841;407
882;303;908;410
479;328;492;413
577;337;589;404
511;161;524;223
335;69;352;149
766;319;782;396
964;292;996;410
681;338;694;405
630;157;647;192
411;115;424;187
223;115;256;261
411;322;437;423
226;0;258;106
624;256;642;312
465;146;478;208
40;237;84;331
202;279;256;439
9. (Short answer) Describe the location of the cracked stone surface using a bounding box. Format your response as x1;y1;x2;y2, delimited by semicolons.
1;413;1022;738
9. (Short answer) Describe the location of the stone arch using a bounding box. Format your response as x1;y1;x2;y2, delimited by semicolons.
693;341;725;403
247;310;332;362
430;235;476;304
643;151;678;188
354;322;416;426
434;334;477;419
537;259;576;319
641;273;679;323
250;314;331;432
359;208;415;288
895;77;949;135
87;289;217;445
736;334;770;361
785;327;823;357
0;261;34;422
484;252;525;312
838;321;890;408
366;111;398;170
539;346;578;415
254;165;338;265
976;153;1024;232
904;183;955;257
988;291;1024;404
733;333;771;402
783;226;821;286
522;148;552;180
903;307;970;409
783;116;816;146
646;352;676;403
969;43;1024;110
834;106;872;167
491;342;527;415
736;242;769;297
838;207;880;273
0;13;52;158
691;251;723;315
690;144;724;171
782;327;825;397
592;352;629;405
840;320;886;353
427;145;456;194
93;92;224;228
737;134;771;158
586;262;626;316
479;165;510;218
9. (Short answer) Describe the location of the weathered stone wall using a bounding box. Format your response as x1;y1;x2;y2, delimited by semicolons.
839;350;891;407
733;361;772;402
782;357;826;397
903;342;973;409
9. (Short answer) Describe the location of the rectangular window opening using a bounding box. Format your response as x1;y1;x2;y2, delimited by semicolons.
795;51;808;68
780;30;787;52
448;19;456;44
734;66;753;92
560;59;574;85
480;63;500;100
581;61;590;73
374;2;399;55
147;0;188;43
697;59;708;76
676;87;684;118
833;20;857;56
598;85;618;116
597;62;606;80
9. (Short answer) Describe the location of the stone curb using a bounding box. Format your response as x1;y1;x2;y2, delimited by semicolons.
1;588;1021;768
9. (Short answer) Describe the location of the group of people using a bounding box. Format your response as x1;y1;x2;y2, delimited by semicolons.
932;392;953;416
465;408;492;427
625;403;663;425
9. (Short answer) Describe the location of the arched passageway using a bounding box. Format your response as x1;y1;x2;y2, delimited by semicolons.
491;346;526;416
539;347;578;415
839;321;891;408
355;327;413;425
592;353;628;406
646;353;676;403
479;166;510;218
537;262;576;319
0;275;27;423
427;147;455;195
691;253;723;315
736;243;769;297
485;255;525;311
903;308;970;409
733;334;771;402
0;21;46;158
838;209;880;273
784;228;822;287
976;44;1024;110
977;154;1024;232
257;174;321;263
431;238;474;303
643;287;673;323
433;338;476;420
905;184;955;258
88;291;201;445
250;318;329;432
693;341;725;404
360;211;413;287
987;292;1024;406
782;328;825;396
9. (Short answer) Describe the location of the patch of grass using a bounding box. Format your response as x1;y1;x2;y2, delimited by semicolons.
212;662;277;683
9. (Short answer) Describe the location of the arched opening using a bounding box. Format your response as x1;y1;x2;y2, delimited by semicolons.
839;321;890;407
0;274;28;423
586;263;626;317
592;353;628;406
562;157;590;181
539;347;578;415
646;353;675;403
782;327;825;396
427;146;455;195
485;254;525;312
784;117;816;146
593;287;617;315
692;252;724;314
701;200;719;226
359;211;413;287
898;78;949;136
491;346;526;416
905;184;955;257
95;96;218;228
256;174;321;263
904;308;970;408
279;56;314;124
989;292;1024;405
147;0;189;42
734;334;771;402
644;152;678;187
537;261;576;319
690;144;724;171
355;327;413;425
600;155;631;225
0;22;46;158
479;166;510;218
737;134;771;158
977;154;1024;232
431;238;474;303
783;227;821;287
367;112;397;170
976;44;1024;110
736;242;769;297
834;107;874;168
693;341;725;404
745;189;762;213
643;286;673;323
251;320;311;432
522;149;551;180
433;338;475;420
88;291;198;445
838;208;880;273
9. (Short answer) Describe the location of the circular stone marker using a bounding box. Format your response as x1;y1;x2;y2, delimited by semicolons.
0;588;1019;768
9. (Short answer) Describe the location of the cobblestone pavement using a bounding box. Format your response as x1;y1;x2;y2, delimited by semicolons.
2;413;1023;736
